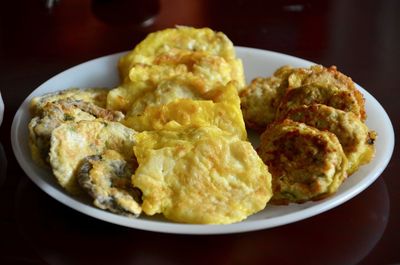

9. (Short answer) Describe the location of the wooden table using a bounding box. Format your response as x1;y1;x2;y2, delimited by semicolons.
0;0;398;264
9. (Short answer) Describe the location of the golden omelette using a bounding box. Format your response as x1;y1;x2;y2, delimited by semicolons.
132;125;272;224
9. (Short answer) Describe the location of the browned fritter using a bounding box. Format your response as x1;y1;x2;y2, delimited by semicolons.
239;65;366;131
239;66;294;131
258;119;348;205
282;104;376;175
276;83;363;120
286;65;366;121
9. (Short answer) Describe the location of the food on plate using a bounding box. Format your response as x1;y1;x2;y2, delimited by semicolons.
77;150;141;217
240;65;366;131
118;26;244;88
26;26;377;224
29;98;124;165
123;81;247;139
258;119;348;204
240;66;294;131
283;104;376;174
285;65;366;121
30;88;109;116
276;83;363;121
132;125;272;224
107;27;245;114
49;120;136;194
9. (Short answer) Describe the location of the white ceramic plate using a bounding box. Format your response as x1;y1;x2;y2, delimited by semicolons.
11;47;394;235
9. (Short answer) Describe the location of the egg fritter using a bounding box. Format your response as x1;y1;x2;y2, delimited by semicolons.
30;88;109;116
77;150;141;217
283;104;375;175
108;51;243;113
118;26;244;89
258;119;348;204
132;125;272;224
123;81;247;139
239;66;294;131
49;120;136;194
29;99;124;166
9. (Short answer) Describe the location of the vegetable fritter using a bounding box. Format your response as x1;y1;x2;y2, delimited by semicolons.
49;120;136;194
30;88;109;116
239;66;294;131
77;150;141;217
29;99;124;165
276;83;363;120
283;104;376;174
258;119;348;204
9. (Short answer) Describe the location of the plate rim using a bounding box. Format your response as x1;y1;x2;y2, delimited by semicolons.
10;46;395;235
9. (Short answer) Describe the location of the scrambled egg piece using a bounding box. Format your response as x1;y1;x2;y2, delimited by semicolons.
30;88;109;116
284;104;376;175
77;150;141;217
118;26;244;88
29;99;124;166
49;120;136;194
240;66;294;131
258;119;348;204
132;125;272;224
123;81;247;139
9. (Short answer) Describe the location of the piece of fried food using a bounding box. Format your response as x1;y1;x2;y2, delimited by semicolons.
276;83;363;120
77;149;141;217
239;66;294;131
283;104;376;175
30;88;109;116
286;65;366;121
123;81;247;139
118;26;244;88
132;125;272;224
258;119;348;204
49;120;136;194
108;51;242;113
29;99;124;166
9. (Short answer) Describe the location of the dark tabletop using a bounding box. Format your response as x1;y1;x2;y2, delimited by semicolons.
0;0;399;264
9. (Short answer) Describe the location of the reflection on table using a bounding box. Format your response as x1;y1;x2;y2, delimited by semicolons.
15;175;389;265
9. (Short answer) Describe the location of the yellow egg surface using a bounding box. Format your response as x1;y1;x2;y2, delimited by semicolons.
49;120;136;194
118;26;243;84
108;49;243;113
132;125;272;224
123;81;246;139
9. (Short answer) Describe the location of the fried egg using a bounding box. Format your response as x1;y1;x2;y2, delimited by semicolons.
258;119;348;204
283;104;376;175
132;125;272;224
49;120;136;194
77;149;141;217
